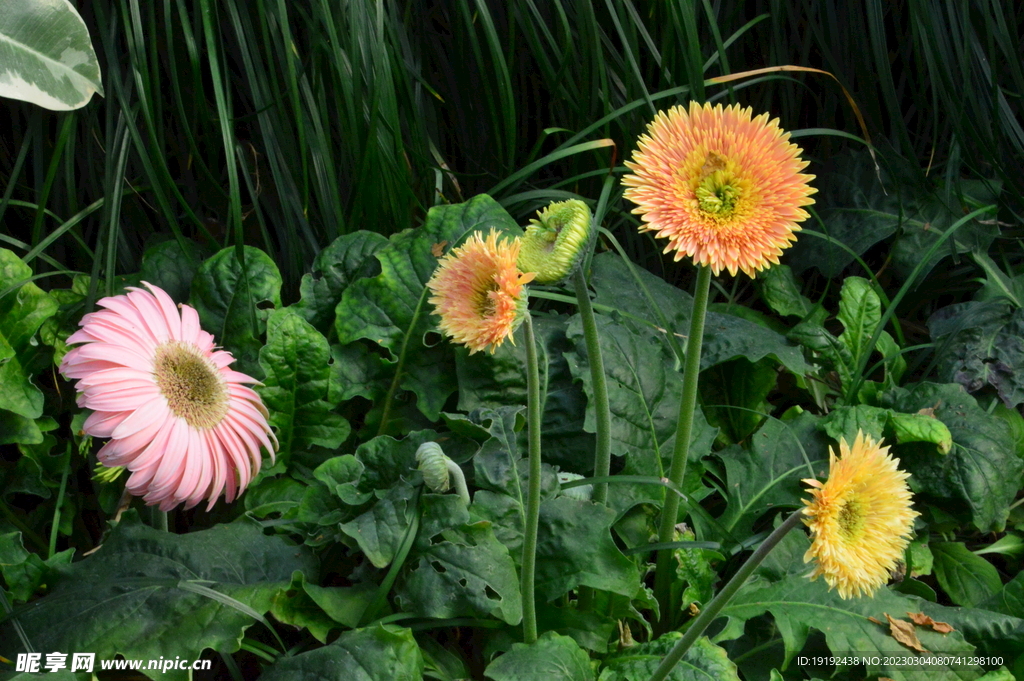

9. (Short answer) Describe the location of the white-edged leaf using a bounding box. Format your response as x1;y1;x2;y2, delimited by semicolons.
0;0;104;110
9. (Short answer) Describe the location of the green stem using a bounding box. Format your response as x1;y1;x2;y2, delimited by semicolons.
48;444;72;559
521;313;543;644
573;268;612;504
654;265;712;632
647;511;806;681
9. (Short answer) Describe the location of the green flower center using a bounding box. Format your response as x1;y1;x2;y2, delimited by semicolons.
837;497;867;540
154;341;229;429
696;169;742;216
475;280;500;317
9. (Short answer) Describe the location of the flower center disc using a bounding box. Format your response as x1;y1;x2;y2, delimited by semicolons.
837;497;867;540
154;341;229;429
696;169;742;216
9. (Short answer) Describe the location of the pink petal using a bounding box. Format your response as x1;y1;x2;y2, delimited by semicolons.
143;283;183;341
126;288;172;342
111;398;171;439
179;305;202;344
82;410;130;438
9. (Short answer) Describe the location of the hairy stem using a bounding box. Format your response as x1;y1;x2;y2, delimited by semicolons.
647;511;806;681
654;265;712;632
521;313;543;643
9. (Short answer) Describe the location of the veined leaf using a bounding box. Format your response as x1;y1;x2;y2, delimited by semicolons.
598;635;740;681
0;511;316;681
259;624;423;681
0;0;103;110
485;631;594;681
335;195;522;421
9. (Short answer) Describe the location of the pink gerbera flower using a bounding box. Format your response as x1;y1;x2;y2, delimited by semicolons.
60;283;277;511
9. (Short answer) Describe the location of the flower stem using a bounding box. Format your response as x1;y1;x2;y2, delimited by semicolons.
573;268;612;503
521;313;543;644
654;264;712;632
647;510;806;681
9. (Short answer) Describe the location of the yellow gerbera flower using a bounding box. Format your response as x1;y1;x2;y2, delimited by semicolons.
801;431;918;599
427;229;535;354
622;102;816;277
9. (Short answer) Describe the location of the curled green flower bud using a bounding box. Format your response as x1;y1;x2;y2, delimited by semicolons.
93;462;125;484
557;472;593;501
518;199;594;285
416;442;471;505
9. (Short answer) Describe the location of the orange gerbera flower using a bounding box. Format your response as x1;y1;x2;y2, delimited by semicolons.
622;102;816;277
427;229;535;354
802;431;918;599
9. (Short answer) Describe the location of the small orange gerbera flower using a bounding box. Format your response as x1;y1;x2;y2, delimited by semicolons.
802;431;918;599
427;229;535;354
622;102;816;277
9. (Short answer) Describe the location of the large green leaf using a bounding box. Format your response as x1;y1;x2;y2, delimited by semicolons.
396;494;522;624
258;307;350;462
138;239;206;304
190;246;283;377
0;0;103;110
928;300;1024;408
294;231;388;333
588;253;810;374
533;496;640;601
258;624;424;681
931;542;1002;607
484;631;594;681
565;312;717;514
879;382;1022;531
335;195;521;421
722;576;983;680
0;531;72;602
714;413;829;536
457;313;593;472
598;635;740;681
0;511;316;681
701;357;777;445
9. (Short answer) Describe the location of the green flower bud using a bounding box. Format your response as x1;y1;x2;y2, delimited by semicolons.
518;199;594;285
416;442;471;505
416;442;450;493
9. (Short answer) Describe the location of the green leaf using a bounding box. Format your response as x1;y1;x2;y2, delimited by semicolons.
758;265;813;318
396;494;522;624
335;195;521;421
302;582;375;630
880;382;1022;531
295;231;388;333
588;253;811;374
722;575;983;679
565;312;717;514
931;542;1002;607
597;635;740;681
0;531;72;601
340;481;417;568
1;511;316;681
0;329;43;419
258;624;424;681
701;358;777;445
139;239;206;303
888;411;953;454
270;572;337;643
190;246;283;377
458;313;593;472
714;413;829;536
819;405;890;444
484;631;595;681
0;409;44;445
928;299;1024;408
0;248;59;356
0;0;103;110
258;308;350;462
534;496;640;601
836;276;883;379
329;342;390;404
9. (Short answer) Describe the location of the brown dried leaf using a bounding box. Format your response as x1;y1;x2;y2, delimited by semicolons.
885;613;928;653
907;612;955;633
868;616;883;625
431;241;448;257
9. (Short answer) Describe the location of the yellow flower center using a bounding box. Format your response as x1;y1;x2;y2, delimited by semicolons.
837;496;867;540
154;341;229;429
696;169;742;216
475;280;500;317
